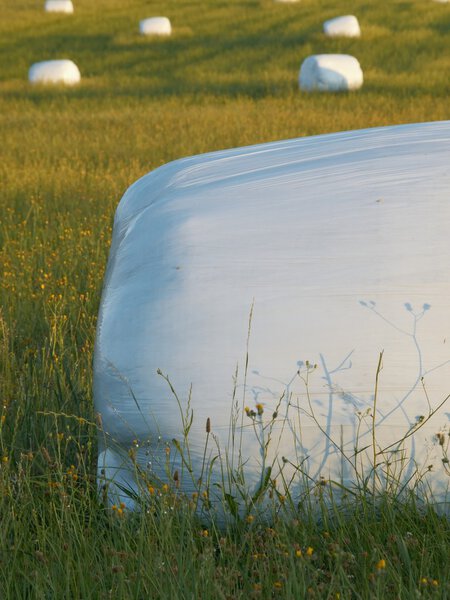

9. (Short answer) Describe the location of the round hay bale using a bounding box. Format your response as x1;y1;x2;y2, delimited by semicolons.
94;121;450;519
28;60;81;85
274;0;300;3
44;0;74;14
323;15;361;38
139;17;172;36
299;54;363;92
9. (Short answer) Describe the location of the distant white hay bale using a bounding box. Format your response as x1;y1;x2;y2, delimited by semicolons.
299;54;363;92
139;17;172;36
432;0;449;3
274;0;300;3
323;15;361;38
28;60;81;85
44;0;74;14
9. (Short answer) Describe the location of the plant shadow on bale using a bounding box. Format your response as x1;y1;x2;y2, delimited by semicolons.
97;350;450;532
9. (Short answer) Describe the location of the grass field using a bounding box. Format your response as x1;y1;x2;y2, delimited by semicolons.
1;0;450;597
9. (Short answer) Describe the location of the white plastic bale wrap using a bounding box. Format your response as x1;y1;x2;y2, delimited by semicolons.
299;54;363;92
95;122;450;517
44;0;74;14
28;60;81;85
323;15;361;38
139;17;172;36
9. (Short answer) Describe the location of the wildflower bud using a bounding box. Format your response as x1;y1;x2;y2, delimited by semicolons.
95;413;103;430
437;432;445;446
206;417;211;433
41;447;52;464
173;470;179;487
272;411;278;420
273;581;282;589
256;403;264;416
112;565;124;573
376;559;386;570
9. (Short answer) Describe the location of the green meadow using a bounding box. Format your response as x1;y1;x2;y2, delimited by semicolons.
1;0;449;597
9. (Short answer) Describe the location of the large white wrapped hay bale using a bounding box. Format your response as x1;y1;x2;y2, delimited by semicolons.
28;60;81;85
274;0;300;3
44;0;74;14
95;122;450;519
323;15;361;38
139;17;172;36
299;54;363;92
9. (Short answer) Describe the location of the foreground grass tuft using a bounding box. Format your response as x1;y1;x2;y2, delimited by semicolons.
1;442;449;598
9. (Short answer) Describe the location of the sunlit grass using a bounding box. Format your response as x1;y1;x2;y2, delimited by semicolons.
0;0;449;596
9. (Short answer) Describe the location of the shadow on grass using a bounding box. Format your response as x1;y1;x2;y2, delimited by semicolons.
0;14;322;102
